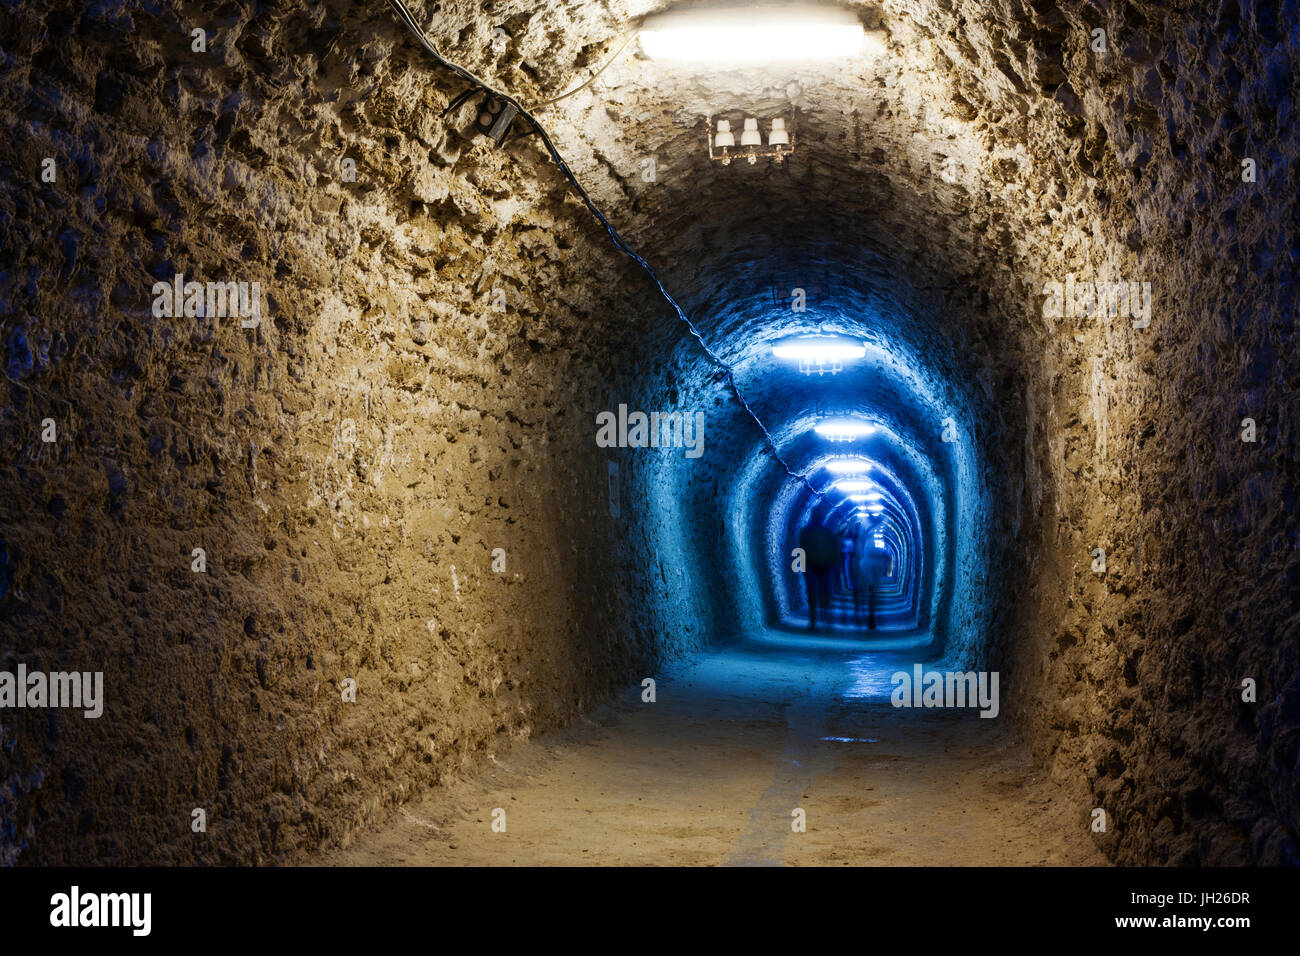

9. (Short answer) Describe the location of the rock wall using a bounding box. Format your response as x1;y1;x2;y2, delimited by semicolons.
904;0;1300;868
883;0;1299;864
0;0;688;864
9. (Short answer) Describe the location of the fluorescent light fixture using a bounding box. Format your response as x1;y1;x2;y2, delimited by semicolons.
814;418;876;441
640;6;867;64
834;479;873;493
773;334;866;376
772;335;866;363
823;457;871;475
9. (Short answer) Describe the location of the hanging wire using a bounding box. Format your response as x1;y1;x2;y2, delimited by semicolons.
531;33;637;110
383;0;820;493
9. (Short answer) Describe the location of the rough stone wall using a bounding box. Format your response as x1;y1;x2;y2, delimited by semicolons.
0;0;682;864
888;0;1299;864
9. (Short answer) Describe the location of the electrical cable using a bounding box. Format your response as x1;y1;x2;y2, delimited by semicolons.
383;0;821;494
531;33;636;110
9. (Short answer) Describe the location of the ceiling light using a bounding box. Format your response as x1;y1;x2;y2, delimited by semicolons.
639;6;867;64
773;335;865;375
814;418;876;441
773;336;865;362
834;479;873;493
823;457;871;475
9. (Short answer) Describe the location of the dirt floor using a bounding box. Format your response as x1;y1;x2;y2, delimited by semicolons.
318;625;1110;866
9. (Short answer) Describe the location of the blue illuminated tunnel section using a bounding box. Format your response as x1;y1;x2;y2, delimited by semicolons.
759;415;944;637
618;269;1001;672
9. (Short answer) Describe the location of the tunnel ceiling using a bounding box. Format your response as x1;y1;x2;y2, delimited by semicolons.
394;0;1181;342
372;0;1243;535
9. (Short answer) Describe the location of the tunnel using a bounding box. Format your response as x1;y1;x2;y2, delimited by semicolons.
0;0;1297;876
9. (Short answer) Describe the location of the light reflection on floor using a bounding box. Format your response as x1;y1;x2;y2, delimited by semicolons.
843;653;906;700
678;624;960;713
730;623;939;703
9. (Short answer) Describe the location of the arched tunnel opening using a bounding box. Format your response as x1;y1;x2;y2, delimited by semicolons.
0;0;1297;889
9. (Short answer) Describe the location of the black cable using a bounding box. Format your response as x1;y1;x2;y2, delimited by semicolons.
439;85;478;117
382;0;820;494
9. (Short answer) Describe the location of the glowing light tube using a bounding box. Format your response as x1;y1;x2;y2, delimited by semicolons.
772;334;867;363
640;7;868;64
814;419;876;440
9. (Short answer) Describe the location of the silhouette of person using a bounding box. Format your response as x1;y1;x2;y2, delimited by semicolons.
798;517;838;629
857;537;892;630
848;521;869;622
839;531;856;592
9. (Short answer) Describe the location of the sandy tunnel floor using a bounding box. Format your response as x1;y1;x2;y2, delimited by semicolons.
319;628;1109;866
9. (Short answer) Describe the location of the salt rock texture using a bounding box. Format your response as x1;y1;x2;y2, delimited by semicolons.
0;0;1296;865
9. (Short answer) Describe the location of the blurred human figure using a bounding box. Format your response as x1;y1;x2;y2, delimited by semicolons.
798;518;838;629
848;523;868;622
857;538;892;630
839;532;856;592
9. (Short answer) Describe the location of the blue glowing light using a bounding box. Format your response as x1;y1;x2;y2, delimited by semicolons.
833;478;874;493
772;335;867;376
823;456;872;475
814;418;876;441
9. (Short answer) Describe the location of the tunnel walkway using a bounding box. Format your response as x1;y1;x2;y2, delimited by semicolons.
321;628;1108;867
778;587;916;633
